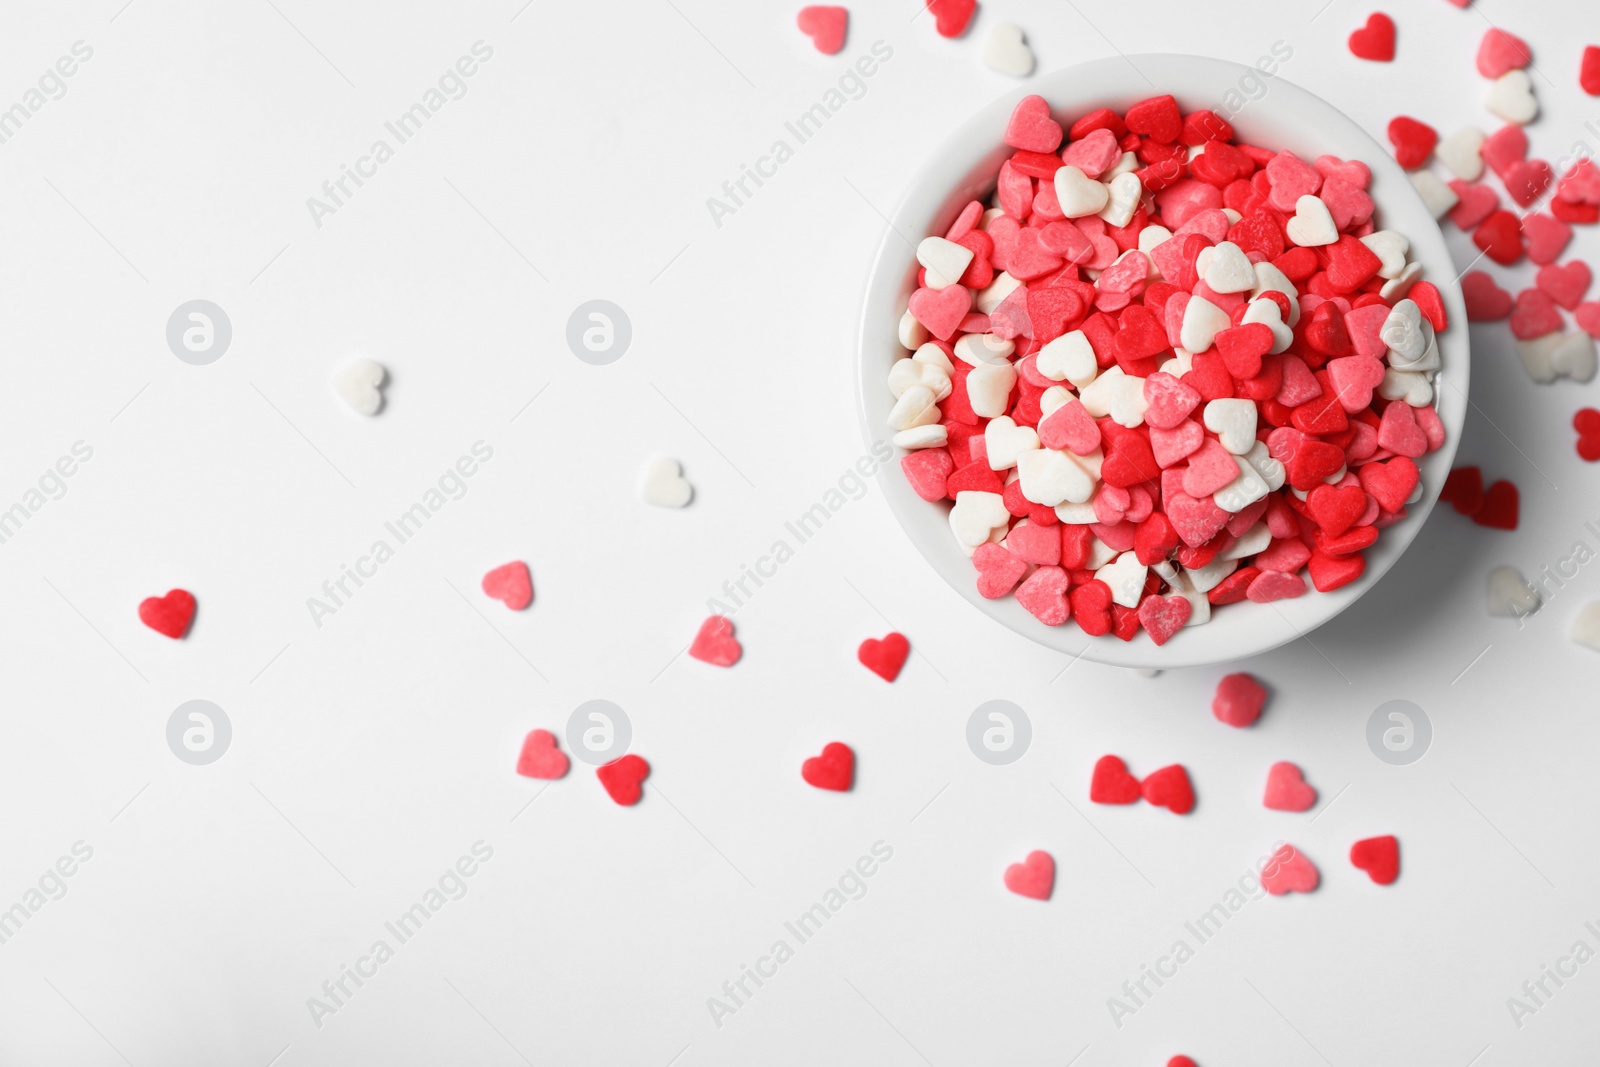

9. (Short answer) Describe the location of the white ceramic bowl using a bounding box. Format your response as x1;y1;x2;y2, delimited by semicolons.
857;54;1469;669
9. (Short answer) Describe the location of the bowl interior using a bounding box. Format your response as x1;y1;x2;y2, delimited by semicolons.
856;53;1470;670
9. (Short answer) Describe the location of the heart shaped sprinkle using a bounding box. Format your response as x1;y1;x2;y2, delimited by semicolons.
1575;408;1600;461
1090;755;1142;804
1386;116;1437;170
925;0;975;38
857;632;909;682
1140;764;1195;815
1263;761;1318;812
801;741;855;791
515;729;569;780
1347;13;1395;62
795;6;847;54
1003;850;1055;900
1476;27;1531;79
1462;270;1513;321
1486;565;1540;617
1537;261;1592;311
481;561;532;610
689;615;742;666
979;22;1034;78
1349;835;1400;885
596;754;649;806
1261;843;1319;895
1212;672;1267;727
139;589;196;639
1473;479;1519;530
1004;95;1062;154
638;455;693;508
331;358;386;415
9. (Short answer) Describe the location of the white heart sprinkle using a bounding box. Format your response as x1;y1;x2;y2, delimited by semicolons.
950;490;1009;545
331;358;386;415
1054;165;1110;219
1203;241;1257;293
916;236;974;289
1552;333;1598;382
984;416;1041;471
1203;398;1258;455
1486;565;1540;618
980;22;1035;78
1437;127;1485;182
1285;195;1338;247
1486;69;1537;125
638;455;693;508
1410;171;1458;220
1037;330;1099;386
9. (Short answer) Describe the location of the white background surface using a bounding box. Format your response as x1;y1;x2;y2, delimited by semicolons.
0;1;1597;1064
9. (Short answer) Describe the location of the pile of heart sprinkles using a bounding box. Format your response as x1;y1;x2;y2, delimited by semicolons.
887;93;1449;646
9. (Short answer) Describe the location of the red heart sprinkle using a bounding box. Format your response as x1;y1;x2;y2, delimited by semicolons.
1441;465;1485;515
1583;45;1600;96
1576;409;1600;461
1004;94;1063;154
1410;281;1449;331
925;0;975;38
481;561;532;610
1307;551;1365;592
1503;159;1553;208
1524;212;1573;266
1473;480;1519;530
795;6;847;54
1125;94;1182;144
1580;301;1600;339
1461;270;1513;321
1349;834;1401;885
901;449;954;501
857;632;909;682
1141;764;1195;814
1481;124;1528;181
1209;674;1266;730
1263;761;1318;812
973;543;1029;599
139;588;196;639
1537;261;1592;310
1004;850;1055;900
1016;566;1071;625
1308;482;1369;537
1358;456;1419;514
1347;12;1396;62
1138;594;1191;646
1090;754;1142;804
1216;322;1273;379
596;754;649;806
1510;287;1563;340
1476;27;1531;79
1447;180;1498;229
801;741;855;791
515;729;569;780
689;615;742;667
1473;211;1524;267
1261;843;1320;895
1386;116;1437;170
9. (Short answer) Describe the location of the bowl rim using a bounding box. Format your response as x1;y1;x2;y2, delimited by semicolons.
854;52;1470;670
